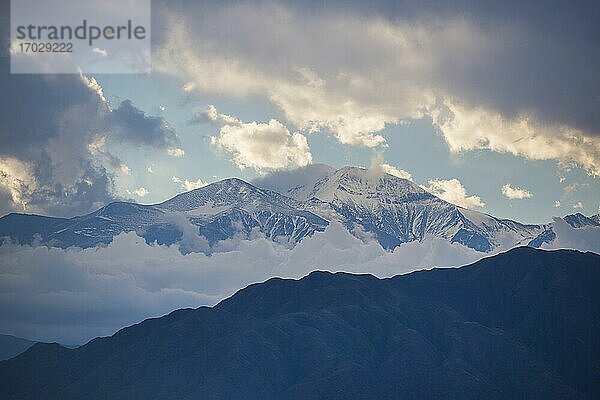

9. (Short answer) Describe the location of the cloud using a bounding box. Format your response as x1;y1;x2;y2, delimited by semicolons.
207;106;312;171
182;179;208;191
430;99;600;176
172;176;208;191
0;222;483;344
166;147;185;158
381;163;412;181
573;202;584;209
189;104;240;126
554;201;561;208
110;99;179;149
541;217;600;253
563;183;580;196
501;184;533;200
132;187;149;197
152;1;600;171
147;166;154;174
91;47;108;57
367;153;413;181
0;157;39;211
423;178;485;209
0;19;180;217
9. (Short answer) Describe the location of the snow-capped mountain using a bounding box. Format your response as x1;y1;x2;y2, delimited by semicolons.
0;178;328;251
260;166;551;251
0;166;592;253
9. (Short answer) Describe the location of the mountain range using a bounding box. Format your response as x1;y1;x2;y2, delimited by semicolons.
0;165;597;253
1;247;598;399
0;335;36;362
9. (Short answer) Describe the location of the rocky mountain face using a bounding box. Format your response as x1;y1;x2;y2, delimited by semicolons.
0;178;329;253
1;248;598;399
289;166;550;251
0;166;594;253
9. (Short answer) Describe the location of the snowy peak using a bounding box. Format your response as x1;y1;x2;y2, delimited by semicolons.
252;163;335;201
309;166;432;204
158;178;298;214
0;166;588;255
563;212;600;228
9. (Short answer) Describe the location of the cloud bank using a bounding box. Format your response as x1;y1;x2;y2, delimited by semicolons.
153;0;600;174
1;212;597;345
0;222;482;344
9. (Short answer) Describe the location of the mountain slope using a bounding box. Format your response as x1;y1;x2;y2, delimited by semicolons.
297;166;549;251
0;179;328;252
0;335;36;361
1;248;598;399
0;166;589;253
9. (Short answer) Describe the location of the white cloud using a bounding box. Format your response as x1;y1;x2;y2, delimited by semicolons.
182;178;208;191
172;176;208;191
381;163;412;181
430;99;600;176
147;165;154;174
193;104;240;126
0;157;39;212
92;47;108;57
501;184;533;200
152;4;600;171
208;106;312;171
554;200;561;208
132;187;149;197
0;222;482;344
167;147;185;158
119;163;131;175
573;201;584;209
563;183;580;196
154;16;432;148
367;153;413;181
423;178;485;209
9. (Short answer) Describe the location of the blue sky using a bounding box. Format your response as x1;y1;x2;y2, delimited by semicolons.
94;71;598;225
0;0;598;224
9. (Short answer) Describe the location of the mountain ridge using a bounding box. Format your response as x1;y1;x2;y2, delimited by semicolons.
1;247;598;399
0;166;595;253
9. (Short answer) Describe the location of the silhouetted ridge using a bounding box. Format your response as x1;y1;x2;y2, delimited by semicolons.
0;247;598;399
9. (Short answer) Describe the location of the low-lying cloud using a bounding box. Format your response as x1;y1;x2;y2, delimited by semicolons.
1;218;596;346
0;222;481;345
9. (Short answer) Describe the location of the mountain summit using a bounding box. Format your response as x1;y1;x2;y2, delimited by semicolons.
0;166;593;253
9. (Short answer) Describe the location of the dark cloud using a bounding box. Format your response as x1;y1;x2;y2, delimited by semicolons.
326;0;600;136
0;1;179;217
110;99;178;148
154;0;599;139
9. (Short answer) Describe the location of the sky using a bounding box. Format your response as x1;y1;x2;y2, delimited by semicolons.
0;0;599;224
